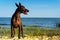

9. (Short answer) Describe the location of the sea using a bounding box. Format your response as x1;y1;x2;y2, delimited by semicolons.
0;17;60;28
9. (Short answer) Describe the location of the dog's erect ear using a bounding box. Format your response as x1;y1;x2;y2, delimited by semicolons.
19;3;21;6
15;3;19;7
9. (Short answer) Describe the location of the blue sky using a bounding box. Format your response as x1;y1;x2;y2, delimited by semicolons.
0;0;60;18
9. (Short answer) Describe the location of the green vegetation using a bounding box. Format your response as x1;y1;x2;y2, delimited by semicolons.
0;26;60;37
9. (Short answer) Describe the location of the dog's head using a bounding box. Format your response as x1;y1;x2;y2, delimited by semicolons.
15;3;29;14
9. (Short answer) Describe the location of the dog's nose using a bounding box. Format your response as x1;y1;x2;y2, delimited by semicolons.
27;10;29;12
26;9;29;12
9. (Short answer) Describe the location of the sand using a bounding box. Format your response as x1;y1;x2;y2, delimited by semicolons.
0;35;60;40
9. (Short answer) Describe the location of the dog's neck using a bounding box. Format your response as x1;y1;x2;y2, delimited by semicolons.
14;8;21;17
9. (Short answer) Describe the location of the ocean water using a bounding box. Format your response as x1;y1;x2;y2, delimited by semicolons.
0;17;60;28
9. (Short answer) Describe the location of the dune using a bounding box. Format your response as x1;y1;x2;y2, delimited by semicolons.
0;27;60;40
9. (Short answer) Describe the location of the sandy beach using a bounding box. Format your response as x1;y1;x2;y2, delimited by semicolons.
0;35;60;40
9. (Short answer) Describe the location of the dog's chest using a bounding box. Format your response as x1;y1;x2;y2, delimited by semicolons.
16;13;21;23
13;13;22;24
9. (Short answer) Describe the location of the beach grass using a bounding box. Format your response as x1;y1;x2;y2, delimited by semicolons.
0;26;60;40
0;26;60;37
